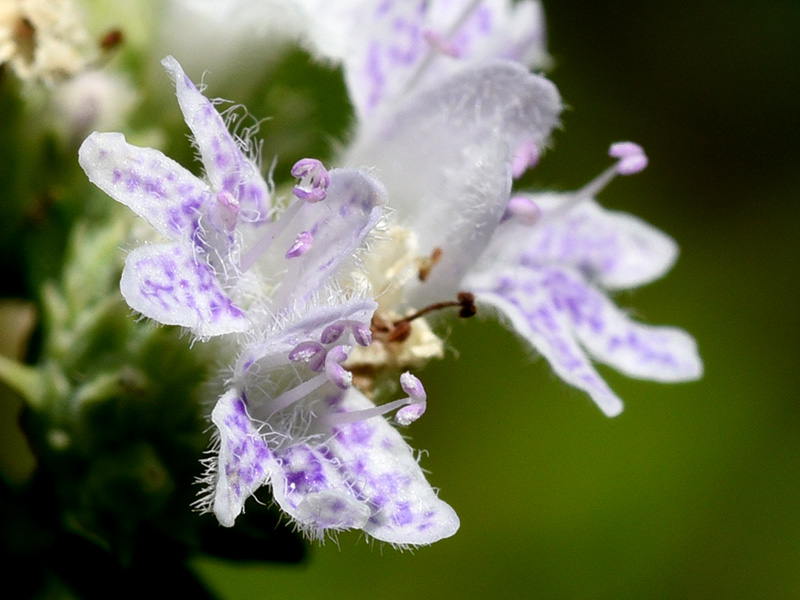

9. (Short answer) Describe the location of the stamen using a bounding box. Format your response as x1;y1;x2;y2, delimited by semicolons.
502;195;541;225
267;372;330;415
238;198;304;271
511;139;540;179
325;345;353;389
418;247;443;282
291;158;330;203
376;292;477;343
288;341;327;372
609;141;648;175
322;372;427;427
395;372;427;425
403;0;484;93
320;320;372;346
285;230;313;258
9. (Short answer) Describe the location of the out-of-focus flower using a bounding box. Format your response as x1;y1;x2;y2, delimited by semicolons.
0;0;93;84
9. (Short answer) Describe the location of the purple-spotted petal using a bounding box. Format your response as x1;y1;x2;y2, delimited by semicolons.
270;443;371;537
339;0;428;118
326;388;459;545
425;0;549;70
120;242;249;337
470;268;625;417
269;168;386;309
547;269;704;381
79;132;209;242
481;195;679;290
347;61;560;304
211;390;276;527
162;56;271;222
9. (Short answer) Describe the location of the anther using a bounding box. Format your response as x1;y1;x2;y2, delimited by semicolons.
291;158;330;202
418;247;443;282
288;341;327;372
609;141;648;175
395;372;427;426
209;189;239;232
325;345;353;389
285;230;313;258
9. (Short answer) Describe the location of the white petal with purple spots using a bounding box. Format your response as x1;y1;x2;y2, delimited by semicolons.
326;388;459;545
79;131;209;242
485;195;679;289
212;390;276;527
120;242;249;337
163;56;271;222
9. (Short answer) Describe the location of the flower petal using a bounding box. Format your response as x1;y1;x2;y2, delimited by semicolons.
503;195;680;289
211;389;276;527
469;267;625;417
79;131;209;242
347;61;561;303
326;388;460;545
426;0;549;69
270;442;371;538
269;168;386;309
542;268;704;382
337;0;428;118
162;55;271;222
120;242;249;336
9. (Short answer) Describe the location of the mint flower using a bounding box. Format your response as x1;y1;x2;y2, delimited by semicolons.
464;143;702;416
208;311;459;544
79;56;458;544
320;1;702;415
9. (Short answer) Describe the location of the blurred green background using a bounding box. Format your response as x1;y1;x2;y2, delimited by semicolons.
190;1;800;598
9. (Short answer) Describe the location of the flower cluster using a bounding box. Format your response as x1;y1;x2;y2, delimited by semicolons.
79;0;701;547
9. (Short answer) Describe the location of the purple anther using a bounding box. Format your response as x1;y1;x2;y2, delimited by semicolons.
320;321;346;345
396;372;427;425
351;322;372;347
511;139;540;179
423;30;460;58
400;372;426;402
285;231;313;259
503;195;541;225
395;403;426;426
291;158;330;203
609;141;648;175
288;341;327;372
325;345;353;389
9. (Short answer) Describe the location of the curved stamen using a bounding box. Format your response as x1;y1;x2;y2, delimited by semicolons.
291;158;330;203
609;141;648;175
323;372;428;427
